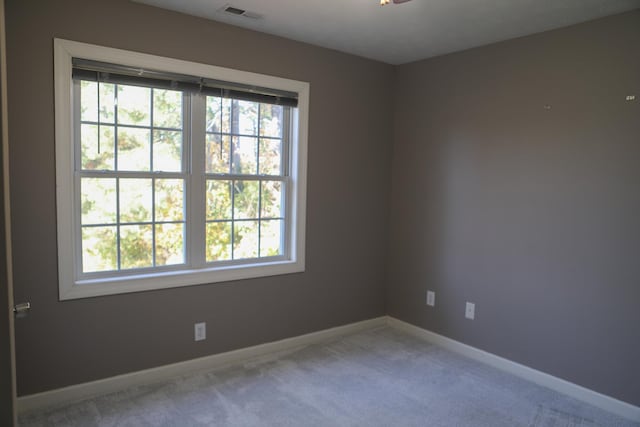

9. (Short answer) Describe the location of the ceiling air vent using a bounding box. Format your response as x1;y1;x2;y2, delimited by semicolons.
225;6;245;15
221;4;263;20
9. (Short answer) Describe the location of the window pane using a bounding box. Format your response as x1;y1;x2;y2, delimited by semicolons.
206;221;232;262
117;85;150;126
234;220;259;259
231;136;257;175
81;178;116;225
120;224;153;269
260;104;283;138
222;98;231;134
260;220;283;257
261;180;282;219
155;179;184;222
235;100;258;136
153;89;182;129
153;130;182;172
81;124;115;170
80;81;97;122
258;138;281;176
117;127;150;171
206;96;233;134
206;96;222;133
206;180;232;220
119;178;152;223
233;180;259;219
155;223;184;266
206;134;230;174
79;81;115;124
82;226;117;272
99;83;116;123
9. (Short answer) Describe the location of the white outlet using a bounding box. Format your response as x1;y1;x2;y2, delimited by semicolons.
426;291;435;307
194;322;206;341
465;302;475;320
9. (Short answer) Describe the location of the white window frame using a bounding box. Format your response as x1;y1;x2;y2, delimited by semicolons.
54;39;309;300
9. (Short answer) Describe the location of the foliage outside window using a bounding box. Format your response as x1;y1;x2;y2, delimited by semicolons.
204;97;287;263
78;82;188;273
55;39;309;300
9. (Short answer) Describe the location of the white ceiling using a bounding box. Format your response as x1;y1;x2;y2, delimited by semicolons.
132;0;640;64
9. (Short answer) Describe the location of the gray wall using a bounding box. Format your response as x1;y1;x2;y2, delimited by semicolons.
5;0;393;395
388;10;640;406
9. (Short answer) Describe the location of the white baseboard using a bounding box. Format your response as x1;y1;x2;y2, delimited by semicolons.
386;316;640;422
17;316;387;414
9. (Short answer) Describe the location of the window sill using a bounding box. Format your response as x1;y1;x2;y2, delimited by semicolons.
60;259;304;300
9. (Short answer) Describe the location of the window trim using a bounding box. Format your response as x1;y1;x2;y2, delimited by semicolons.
54;39;309;300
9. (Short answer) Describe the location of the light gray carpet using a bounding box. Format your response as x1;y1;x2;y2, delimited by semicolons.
18;326;640;427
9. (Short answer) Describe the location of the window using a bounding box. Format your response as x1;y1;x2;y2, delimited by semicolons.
55;39;309;300
77;82;188;273
204;97;289;262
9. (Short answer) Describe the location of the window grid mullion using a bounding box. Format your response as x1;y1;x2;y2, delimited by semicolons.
114;85;122;270
229;99;236;260
256;104;261;176
82;219;184;228
152;177;157;267
116;177;121;270
97;80;101;154
149;88;155;172
257;106;262;258
80;120;181;133
79;171;186;179
258;179;262;257
231;179;236;260
205;131;281;140
150;89;156;267
114;84;120;173
205;174;286;181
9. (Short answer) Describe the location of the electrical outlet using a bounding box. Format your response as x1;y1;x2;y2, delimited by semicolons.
426;291;435;307
465;302;475;320
194;322;206;341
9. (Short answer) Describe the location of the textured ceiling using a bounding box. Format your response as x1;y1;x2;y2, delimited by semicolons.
132;0;640;64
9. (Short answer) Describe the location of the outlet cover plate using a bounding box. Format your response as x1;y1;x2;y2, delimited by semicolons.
194;322;206;341
465;302;475;320
427;291;435;306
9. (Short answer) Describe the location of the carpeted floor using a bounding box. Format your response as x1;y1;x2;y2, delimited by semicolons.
18;326;640;427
